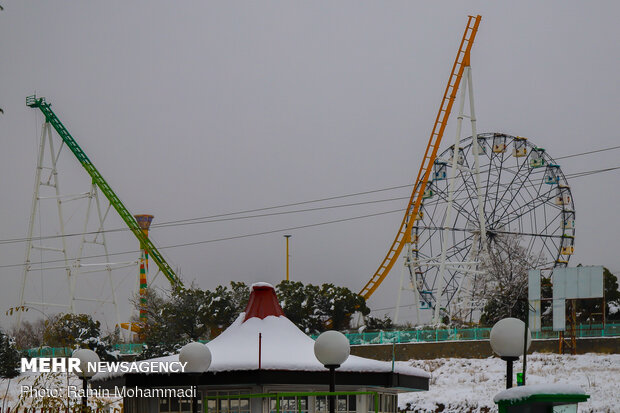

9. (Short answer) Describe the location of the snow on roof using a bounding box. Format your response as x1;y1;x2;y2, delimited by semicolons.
209;312;428;377
493;384;586;403
251;282;274;289
93;283;428;382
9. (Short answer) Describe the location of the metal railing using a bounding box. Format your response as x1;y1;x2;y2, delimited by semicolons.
23;324;620;357
24;342;146;358
314;323;620;345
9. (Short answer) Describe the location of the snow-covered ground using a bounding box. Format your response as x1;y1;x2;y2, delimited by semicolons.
399;353;620;412
0;372;121;411
1;353;618;412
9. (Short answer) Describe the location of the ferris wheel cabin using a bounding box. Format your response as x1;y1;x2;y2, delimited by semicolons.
544;164;561;185
561;234;575;255
433;160;447;180
555;185;572;206
492;134;507;153
449;146;465;165
513;136;528;157
422;181;434;199
562;210;575;229
476;136;487;155
529;147;546;168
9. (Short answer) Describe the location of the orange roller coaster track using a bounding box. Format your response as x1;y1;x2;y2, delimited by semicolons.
359;15;482;300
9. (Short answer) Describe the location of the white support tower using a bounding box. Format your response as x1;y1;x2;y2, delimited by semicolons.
396;63;489;325
17;120;133;337
432;64;487;324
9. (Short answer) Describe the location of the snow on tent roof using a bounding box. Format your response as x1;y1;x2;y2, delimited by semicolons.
93;283;428;381
493;384;586;403
250;282;274;289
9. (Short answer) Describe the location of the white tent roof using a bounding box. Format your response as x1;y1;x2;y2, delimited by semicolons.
94;283;428;381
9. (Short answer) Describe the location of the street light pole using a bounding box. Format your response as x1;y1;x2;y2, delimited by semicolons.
501;356;519;389
82;377;89;413
314;331;350;413
328;365;336;413
284;235;291;281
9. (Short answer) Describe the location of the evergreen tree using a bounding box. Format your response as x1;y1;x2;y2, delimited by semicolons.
0;329;21;378
137;280;372;358
276;281;370;333
364;314;393;331
138;284;239;359
42;313;118;361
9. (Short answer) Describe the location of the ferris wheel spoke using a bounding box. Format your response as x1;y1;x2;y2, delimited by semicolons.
489;155;535;223
538;232;562;265
493;166;546;228
457;145;486;218
458;163;486;222
430;181;479;224
493;201;560;237
490;184;558;229
482;140;496;216
489;145;509;224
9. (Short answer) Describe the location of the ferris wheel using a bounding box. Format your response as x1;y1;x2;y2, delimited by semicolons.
407;133;576;320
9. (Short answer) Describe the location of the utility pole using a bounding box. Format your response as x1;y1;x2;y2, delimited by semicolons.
284;235;291;281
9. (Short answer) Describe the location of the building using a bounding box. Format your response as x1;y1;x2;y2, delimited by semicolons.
93;283;429;413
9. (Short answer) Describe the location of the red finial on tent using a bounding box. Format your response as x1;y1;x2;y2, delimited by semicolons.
244;283;285;321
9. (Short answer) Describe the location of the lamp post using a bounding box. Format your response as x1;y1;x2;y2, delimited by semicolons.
490;318;531;389
179;342;212;413
284;235;291;281
314;331;350;413
72;349;100;413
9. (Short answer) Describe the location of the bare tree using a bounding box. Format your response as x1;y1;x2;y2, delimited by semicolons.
475;234;545;325
10;318;46;349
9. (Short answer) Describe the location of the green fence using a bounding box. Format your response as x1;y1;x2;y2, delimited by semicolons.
24;324;620;357
312;323;620;345
25;342;145;358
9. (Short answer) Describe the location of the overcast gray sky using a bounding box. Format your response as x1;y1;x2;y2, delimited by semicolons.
1;1;619;331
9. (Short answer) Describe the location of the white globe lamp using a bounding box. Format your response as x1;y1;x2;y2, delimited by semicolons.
179;342;212;413
314;331;350;413
72;348;100;379
490;318;531;388
314;330;350;368
179;341;212;373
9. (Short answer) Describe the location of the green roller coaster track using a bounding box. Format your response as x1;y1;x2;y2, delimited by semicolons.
26;95;181;287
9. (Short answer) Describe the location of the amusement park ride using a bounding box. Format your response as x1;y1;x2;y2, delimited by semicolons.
359;15;575;324
14;16;576;331
16;96;182;335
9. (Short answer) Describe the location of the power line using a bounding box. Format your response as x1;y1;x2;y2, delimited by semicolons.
565;165;620;178
157;183;413;225
0;161;618;248
0;195;410;245
2;143;619;268
555;144;620;160
0;208;406;270
2;158;613;270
